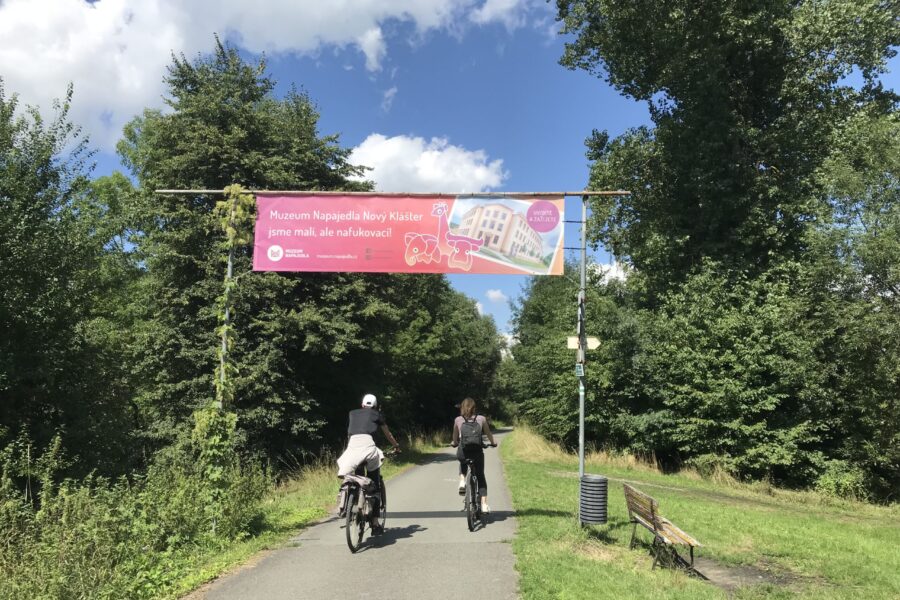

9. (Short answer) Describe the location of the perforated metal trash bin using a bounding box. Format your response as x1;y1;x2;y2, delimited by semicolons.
579;474;608;525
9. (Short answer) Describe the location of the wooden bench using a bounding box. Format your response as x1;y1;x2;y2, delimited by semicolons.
623;483;704;577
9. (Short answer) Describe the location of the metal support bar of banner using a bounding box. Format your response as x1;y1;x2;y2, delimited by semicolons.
155;189;630;197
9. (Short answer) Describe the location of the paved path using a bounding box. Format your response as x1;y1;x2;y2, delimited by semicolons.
203;433;518;600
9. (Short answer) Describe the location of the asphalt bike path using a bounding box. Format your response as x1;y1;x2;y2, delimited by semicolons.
203;431;518;599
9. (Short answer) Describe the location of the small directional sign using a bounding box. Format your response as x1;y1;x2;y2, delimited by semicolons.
575;363;585;377
567;336;601;350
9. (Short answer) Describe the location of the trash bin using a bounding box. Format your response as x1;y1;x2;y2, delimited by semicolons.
579;474;608;525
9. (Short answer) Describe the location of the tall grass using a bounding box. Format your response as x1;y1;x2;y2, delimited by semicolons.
402;427;451;451
512;425;660;473
509;425;886;510
0;436;267;600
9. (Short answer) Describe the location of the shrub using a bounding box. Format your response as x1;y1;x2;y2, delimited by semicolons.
0;433;268;599
815;460;870;502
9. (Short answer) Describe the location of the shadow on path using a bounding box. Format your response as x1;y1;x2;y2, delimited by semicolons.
513;508;574;518
356;524;428;551
387;510;513;524
421;453;458;465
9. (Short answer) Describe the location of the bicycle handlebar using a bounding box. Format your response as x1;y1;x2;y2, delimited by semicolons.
450;443;497;448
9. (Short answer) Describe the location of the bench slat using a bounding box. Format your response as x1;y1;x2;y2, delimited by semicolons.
659;518;702;547
623;483;700;548
633;515;656;531
624;485;659;524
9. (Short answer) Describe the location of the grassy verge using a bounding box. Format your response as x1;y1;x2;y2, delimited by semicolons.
171;430;445;598
502;427;900;600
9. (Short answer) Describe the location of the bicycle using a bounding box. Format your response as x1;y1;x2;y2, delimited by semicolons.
460;443;496;531
338;449;396;553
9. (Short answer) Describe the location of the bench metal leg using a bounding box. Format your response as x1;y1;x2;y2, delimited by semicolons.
665;545;708;580
629;522;638;550
682;546;707;580
650;536;662;570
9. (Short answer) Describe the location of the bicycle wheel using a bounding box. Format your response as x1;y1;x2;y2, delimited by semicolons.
465;470;477;531
376;479;387;532
345;488;365;552
473;476;483;524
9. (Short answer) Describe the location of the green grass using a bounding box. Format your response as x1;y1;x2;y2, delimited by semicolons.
502;427;900;600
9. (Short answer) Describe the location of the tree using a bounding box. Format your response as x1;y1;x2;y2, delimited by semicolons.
117;39;503;464
0;82;134;474
558;0;899;291
810;109;900;498
534;0;900;499
492;2;900;496
116;39;375;458
510;263;622;446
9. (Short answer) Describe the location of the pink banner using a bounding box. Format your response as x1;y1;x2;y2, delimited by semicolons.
252;194;564;275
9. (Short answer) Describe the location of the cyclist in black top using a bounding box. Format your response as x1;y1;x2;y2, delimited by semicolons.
337;394;400;495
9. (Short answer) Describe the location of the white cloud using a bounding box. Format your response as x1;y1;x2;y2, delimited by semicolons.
349;133;507;192
499;331;516;356
532;14;563;43
475;301;484;315
0;0;547;151
381;86;398;112
357;27;386;71
0;0;187;149
591;261;628;284
470;0;530;30
486;289;508;303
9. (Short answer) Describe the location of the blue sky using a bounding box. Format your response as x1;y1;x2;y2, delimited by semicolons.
1;1;895;335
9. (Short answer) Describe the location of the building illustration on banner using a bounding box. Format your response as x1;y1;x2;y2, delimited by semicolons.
449;197;562;275
454;203;544;266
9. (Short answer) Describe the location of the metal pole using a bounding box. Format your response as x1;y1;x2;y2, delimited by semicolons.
578;196;587;479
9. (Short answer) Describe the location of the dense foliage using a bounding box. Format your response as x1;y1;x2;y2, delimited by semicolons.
507;1;899;500
0;435;265;599
558;0;899;294
0;84;139;476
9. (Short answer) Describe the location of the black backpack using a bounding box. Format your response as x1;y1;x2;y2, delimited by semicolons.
459;417;483;447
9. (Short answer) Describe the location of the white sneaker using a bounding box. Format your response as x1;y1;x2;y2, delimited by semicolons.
481;502;491;514
458;478;466;495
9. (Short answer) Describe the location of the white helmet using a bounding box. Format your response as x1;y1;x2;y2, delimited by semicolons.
361;393;377;408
